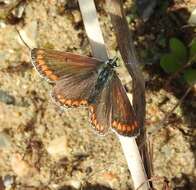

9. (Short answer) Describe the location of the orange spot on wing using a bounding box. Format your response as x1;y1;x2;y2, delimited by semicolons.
117;123;122;130
59;97;66;104
55;95;88;107
112;120;118;127
44;70;52;76
96;124;101;131
99;125;104;132
89;111;105;133
41;65;48;71
112;117;140;134
72;101;80;106
126;125;132;132
49;74;59;81
80;100;88;106
122;125;126;132
37;55;43;60
65;99;72;106
37;59;45;66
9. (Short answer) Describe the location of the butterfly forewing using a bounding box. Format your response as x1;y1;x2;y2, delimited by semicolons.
111;73;139;136
31;48;102;82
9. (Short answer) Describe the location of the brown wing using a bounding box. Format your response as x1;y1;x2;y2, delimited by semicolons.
52;69;112;134
31;48;104;108
51;70;98;108
31;48;102;83
111;73;139;136
88;78;112;135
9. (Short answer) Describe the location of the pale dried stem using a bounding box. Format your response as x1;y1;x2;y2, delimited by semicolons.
78;0;149;189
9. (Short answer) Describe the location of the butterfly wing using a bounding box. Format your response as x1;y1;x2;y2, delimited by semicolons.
52;70;99;108
31;48;138;136
31;48;102;83
31;48;103;107
52;67;112;134
88;79;112;135
111;73;139;136
87;71;139;136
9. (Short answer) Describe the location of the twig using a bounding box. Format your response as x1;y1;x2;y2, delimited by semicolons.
15;27;31;50
136;176;171;190
78;0;149;189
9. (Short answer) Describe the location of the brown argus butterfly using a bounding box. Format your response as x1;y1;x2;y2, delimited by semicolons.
31;48;139;136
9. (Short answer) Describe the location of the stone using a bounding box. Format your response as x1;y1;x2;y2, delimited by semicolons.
11;154;37;178
3;175;14;189
46;136;70;159
0;132;12;150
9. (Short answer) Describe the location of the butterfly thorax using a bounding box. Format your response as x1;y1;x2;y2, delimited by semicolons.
88;58;118;103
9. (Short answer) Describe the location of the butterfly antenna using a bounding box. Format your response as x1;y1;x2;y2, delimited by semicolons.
114;56;118;61
113;56;118;62
111;56;119;67
15;27;31;51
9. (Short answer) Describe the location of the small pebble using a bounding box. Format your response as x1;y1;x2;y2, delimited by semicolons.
0;132;12;149
0;90;15;105
3;175;14;189
72;10;82;24
11;154;37;178
0;21;6;29
67;179;81;189
11;1;26;19
46;136;70;159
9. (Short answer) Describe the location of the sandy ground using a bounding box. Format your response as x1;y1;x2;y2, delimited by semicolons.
0;0;195;190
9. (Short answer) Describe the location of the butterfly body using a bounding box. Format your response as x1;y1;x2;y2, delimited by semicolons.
31;48;139;136
88;58;116;104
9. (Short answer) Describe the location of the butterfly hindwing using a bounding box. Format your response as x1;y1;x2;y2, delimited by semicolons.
88;79;112;135
51;70;98;108
31;48;102;83
111;73;139;136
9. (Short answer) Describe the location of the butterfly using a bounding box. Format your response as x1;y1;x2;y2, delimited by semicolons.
31;48;139;136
